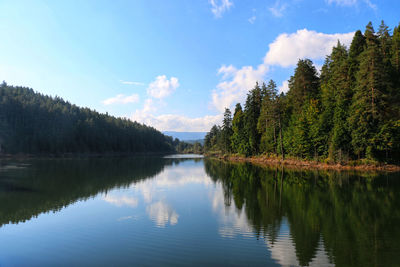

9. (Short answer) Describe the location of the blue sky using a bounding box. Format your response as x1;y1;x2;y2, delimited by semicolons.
1;0;399;131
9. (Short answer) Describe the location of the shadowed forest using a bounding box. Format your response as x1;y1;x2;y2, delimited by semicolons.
0;85;187;155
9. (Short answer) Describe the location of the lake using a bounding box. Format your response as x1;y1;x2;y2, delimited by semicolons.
0;155;399;266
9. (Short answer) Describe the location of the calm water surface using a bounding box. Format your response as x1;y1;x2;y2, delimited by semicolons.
0;156;399;266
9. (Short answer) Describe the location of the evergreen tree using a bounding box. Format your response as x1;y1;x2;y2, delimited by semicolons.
378;20;392;64
349;22;390;159
258;80;278;153
231;103;247;154
391;23;400;117
348;30;366;91
392;24;400;76
244;82;262;155
204;125;221;151
285;59;320;158
287;59;320;113
320;42;352;161
221;108;233;153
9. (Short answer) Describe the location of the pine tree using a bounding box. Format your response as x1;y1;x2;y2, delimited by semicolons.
231;103;247;154
348;30;366;91
221;108;233;153
349;22;390;159
392;24;400;76
285;59;320;158
244;82;262;155
320;42;352;161
287;59;320;114
258;80;278;154
204;125;221;151
391;23;400;118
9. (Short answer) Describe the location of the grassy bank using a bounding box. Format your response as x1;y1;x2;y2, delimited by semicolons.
205;152;400;172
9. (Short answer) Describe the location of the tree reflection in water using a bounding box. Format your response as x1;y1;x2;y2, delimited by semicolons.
205;159;400;267
0;157;399;266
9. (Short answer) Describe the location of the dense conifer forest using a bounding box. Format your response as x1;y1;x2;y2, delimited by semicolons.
204;21;400;163
0;83;180;155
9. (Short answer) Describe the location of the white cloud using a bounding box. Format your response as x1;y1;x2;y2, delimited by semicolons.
248;16;256;24
326;0;376;9
142;98;157;114
269;0;288;18
264;29;354;67
147;75;179;99
119;80;145;86
102;93;139;105
212;64;268;112
131;73;223;131
132;112;223;132
209;0;233;18
210;29;354;111
278;80;289;94
326;0;357;5
363;0;377;9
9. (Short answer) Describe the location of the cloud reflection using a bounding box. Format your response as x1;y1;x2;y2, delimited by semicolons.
103;195;138;208
132;164;212;204
210;183;334;266
266;231;333;267
146;201;179;228
211;189;254;239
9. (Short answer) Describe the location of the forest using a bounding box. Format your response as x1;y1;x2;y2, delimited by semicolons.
0;83;185;155
204;21;400;163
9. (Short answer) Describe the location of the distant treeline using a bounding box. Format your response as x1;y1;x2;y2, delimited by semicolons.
0;84;180;154
175;141;203;154
205;21;400;163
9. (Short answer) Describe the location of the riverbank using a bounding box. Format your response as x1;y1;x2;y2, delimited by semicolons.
206;153;400;172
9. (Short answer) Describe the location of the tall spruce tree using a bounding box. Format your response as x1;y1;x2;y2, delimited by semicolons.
231;103;247;154
378;21;393;65
320;42;352;161
287;59;320;113
257;80;278;153
348;30;366;91
221;108;233;153
393;24;400;77
204;125;221;151
391;24;400;118
349;22;390;159
285;59;320;158
244;82;262;155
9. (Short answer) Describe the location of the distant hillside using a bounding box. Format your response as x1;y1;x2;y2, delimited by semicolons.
0;83;176;154
163;131;207;141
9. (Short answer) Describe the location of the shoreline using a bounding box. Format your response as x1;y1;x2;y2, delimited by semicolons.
207;154;400;172
0;151;175;160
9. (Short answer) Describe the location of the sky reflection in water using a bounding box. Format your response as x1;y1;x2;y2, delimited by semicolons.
0;157;399;266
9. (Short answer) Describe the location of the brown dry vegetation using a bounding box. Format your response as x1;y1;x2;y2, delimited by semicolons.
206;153;400;172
